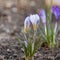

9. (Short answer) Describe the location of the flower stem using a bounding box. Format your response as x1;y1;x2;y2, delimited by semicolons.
25;56;34;60
44;24;47;35
53;22;57;44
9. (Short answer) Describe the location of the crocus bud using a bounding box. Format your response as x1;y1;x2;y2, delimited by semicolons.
52;6;59;44
24;16;31;33
52;6;60;20
39;9;46;25
30;14;40;31
38;9;47;35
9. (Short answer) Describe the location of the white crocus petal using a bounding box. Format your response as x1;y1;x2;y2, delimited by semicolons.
24;16;31;33
30;14;35;24
34;14;40;25
24;16;30;28
30;14;40;30
30;14;40;24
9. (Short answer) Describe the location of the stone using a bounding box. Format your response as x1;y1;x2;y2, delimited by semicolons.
21;56;25;60
0;55;4;60
55;53;60;60
13;54;18;58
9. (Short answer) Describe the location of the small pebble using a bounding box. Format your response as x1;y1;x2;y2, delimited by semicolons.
13;54;17;58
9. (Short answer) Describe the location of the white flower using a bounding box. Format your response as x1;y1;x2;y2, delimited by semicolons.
30;14;40;30
30;14;40;24
24;16;31;33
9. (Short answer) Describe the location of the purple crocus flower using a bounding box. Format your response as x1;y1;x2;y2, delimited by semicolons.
38;9;47;35
52;6;60;42
38;9;46;25
52;6;60;20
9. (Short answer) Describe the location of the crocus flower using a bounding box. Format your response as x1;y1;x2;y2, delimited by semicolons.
52;6;60;31
39;9;46;25
38;9;47;35
30;14;40;31
24;16;31;33
52;6;60;44
52;6;60;20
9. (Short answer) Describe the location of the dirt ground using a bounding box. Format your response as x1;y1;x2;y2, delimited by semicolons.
0;0;60;60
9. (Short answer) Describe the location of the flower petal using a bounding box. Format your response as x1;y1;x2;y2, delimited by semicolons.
24;16;31;32
30;14;40;25
52;6;60;19
30;14;40;30
39;9;46;24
